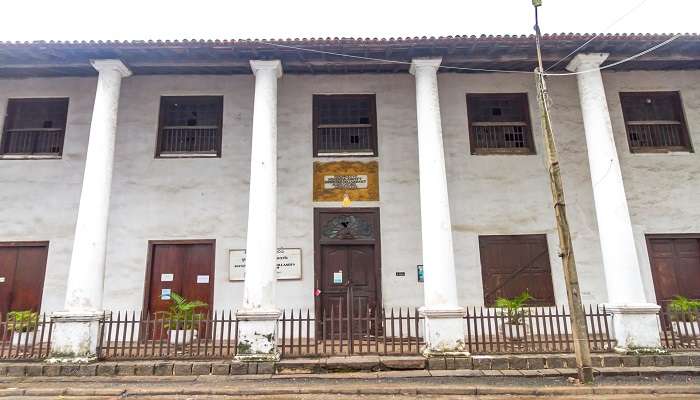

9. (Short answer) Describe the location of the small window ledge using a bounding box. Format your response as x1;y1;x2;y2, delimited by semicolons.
0;154;62;160
316;151;376;157
157;152;220;159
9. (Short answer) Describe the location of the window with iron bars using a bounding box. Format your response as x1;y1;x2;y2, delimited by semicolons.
620;92;692;153
467;93;535;155
156;96;223;158
313;94;378;157
1;98;69;157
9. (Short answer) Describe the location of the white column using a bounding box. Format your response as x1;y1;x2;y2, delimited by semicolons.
236;60;283;361
51;60;131;360
410;58;467;356
566;53;660;350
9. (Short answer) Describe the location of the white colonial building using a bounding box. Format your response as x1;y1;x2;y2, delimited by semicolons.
0;34;699;358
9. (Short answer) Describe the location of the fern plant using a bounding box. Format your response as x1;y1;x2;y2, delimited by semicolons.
669;295;700;322
494;291;534;325
158;292;207;330
7;310;39;333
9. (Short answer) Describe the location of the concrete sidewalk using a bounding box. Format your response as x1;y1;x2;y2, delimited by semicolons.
0;369;698;398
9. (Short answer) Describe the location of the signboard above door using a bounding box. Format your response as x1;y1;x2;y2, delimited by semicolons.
229;248;302;281
313;161;379;202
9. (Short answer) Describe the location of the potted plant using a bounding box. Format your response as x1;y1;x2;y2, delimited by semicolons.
668;295;700;339
495;291;534;341
6;310;40;346
159;292;207;345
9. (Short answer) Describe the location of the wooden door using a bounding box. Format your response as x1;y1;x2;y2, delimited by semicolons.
647;236;700;305
0;243;49;315
144;241;215;317
479;235;555;306
315;208;381;340
319;244;377;335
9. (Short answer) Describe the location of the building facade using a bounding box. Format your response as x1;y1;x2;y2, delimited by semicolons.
0;34;699;357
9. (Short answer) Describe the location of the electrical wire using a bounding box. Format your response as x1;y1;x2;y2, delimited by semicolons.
544;0;651;71
543;34;681;76
256;34;683;77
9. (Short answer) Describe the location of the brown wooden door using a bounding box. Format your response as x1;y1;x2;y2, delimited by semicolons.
319;244;377;335
479;234;555;306
315;208;382;340
647;236;700;305
0;243;48;315
145;241;215;317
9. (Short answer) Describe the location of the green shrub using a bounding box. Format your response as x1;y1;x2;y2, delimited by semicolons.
669;295;700;322
7;310;39;333
494;291;534;325
158;292;207;330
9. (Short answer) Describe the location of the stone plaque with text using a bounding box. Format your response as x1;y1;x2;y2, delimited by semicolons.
313;161;379;201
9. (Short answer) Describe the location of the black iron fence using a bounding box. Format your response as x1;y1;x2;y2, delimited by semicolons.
465;305;615;354
0;314;53;360
659;306;700;350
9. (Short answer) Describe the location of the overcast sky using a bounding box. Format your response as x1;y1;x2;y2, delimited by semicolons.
0;0;697;42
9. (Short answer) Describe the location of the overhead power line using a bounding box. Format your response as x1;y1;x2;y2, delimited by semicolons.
256;33;682;77
544;0;651;71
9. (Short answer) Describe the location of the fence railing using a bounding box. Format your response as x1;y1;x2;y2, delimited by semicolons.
317;125;373;154
159;126;219;155
1;128;64;155
0;314;53;360
627;122;685;150
472;122;530;152
279;307;423;358
465;305;615;354
659;306;700;350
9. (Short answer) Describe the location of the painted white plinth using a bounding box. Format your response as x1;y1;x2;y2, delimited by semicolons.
606;304;661;350
420;308;468;357
567;54;661;350
48;311;103;361
410;58;467;356
234;309;281;361
237;60;283;360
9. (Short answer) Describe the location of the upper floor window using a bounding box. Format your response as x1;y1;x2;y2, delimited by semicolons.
1;98;69;157
313;94;377;157
467;93;535;155
620;92;692;153
156;96;223;158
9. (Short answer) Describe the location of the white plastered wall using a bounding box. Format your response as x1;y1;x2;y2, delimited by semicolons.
0;70;698;313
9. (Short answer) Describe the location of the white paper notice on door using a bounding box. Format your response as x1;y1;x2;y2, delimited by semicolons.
197;275;210;284
160;273;174;282
333;271;343;284
161;288;171;300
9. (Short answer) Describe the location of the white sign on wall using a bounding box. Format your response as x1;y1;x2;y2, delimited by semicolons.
229;248;302;281
323;175;368;190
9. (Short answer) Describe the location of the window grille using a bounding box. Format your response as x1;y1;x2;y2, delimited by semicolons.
313;95;377;156
156;96;223;157
1;98;68;156
467;94;535;155
620;92;691;152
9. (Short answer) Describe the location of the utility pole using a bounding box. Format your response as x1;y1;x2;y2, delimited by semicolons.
531;0;594;383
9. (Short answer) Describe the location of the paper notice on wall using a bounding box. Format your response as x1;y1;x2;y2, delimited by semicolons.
333;271;343;284
161;288;171;300
160;273;174;282
197;275;210;284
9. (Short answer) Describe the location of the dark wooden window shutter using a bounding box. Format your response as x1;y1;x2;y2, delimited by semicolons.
313;94;378;156
620;91;692;153
467;93;535;155
1;98;69;156
479;234;555;306
156;96;223;157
